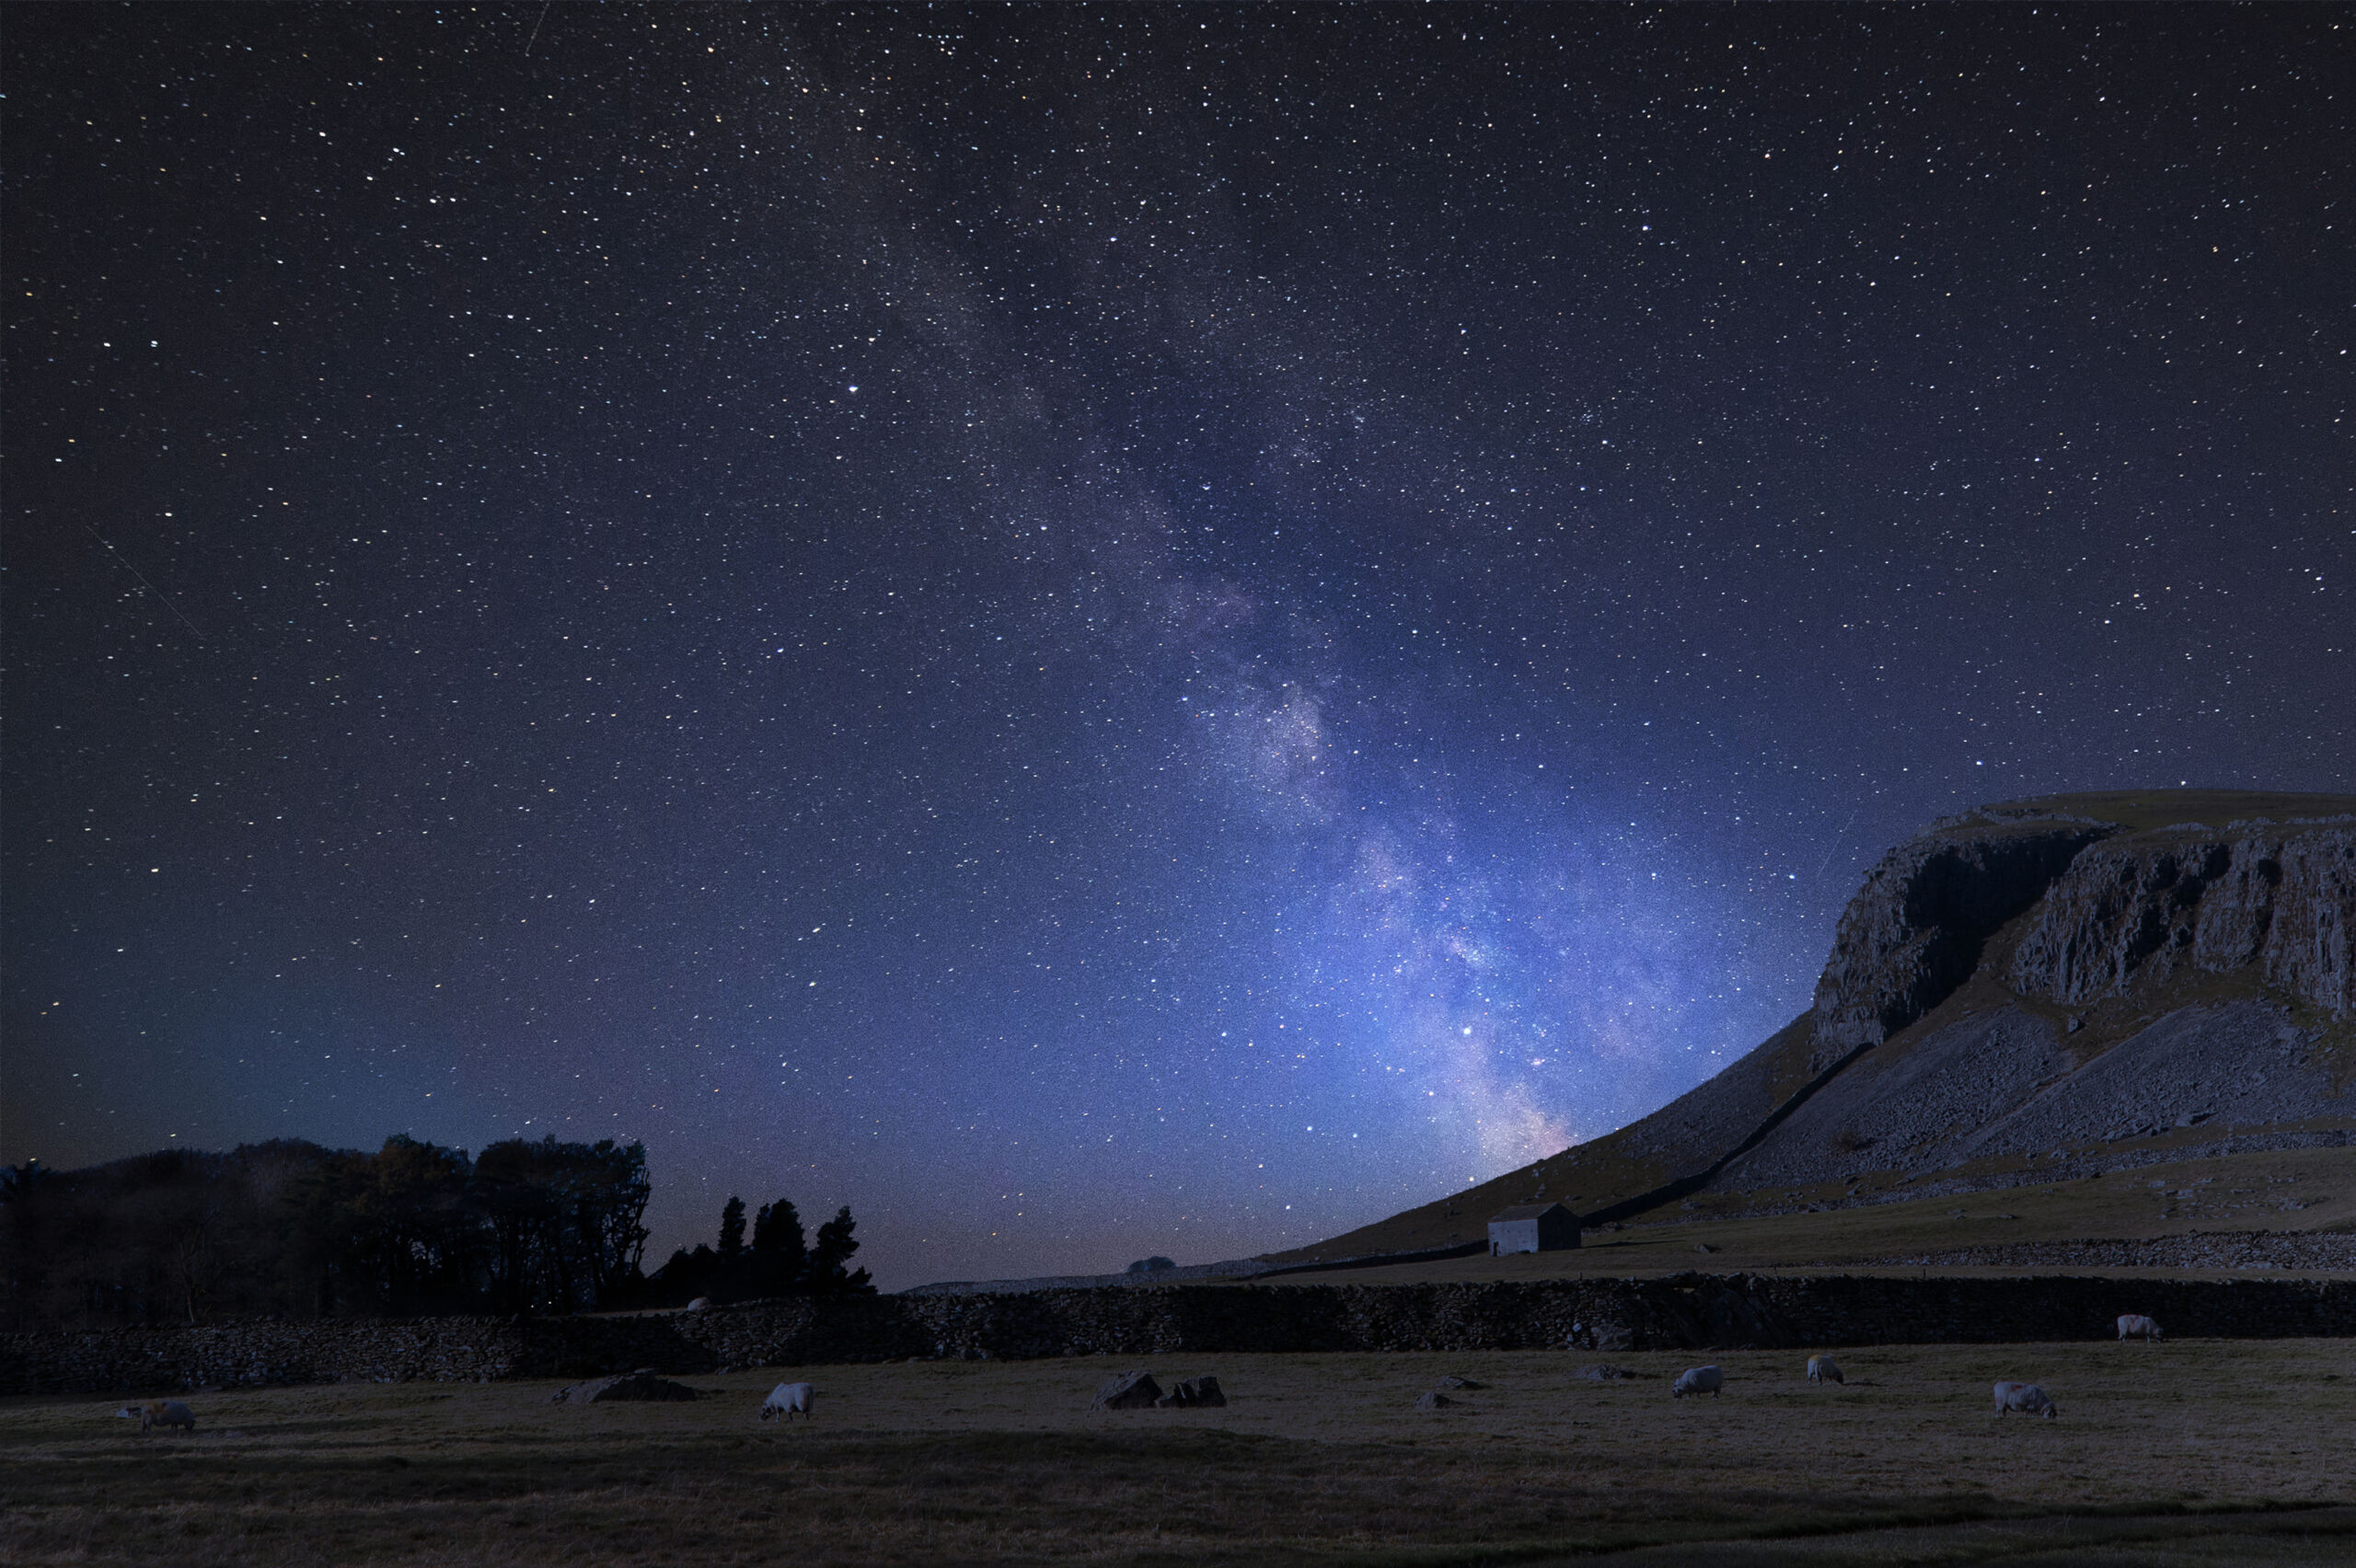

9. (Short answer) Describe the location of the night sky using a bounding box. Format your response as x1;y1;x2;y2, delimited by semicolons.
6;5;2350;1289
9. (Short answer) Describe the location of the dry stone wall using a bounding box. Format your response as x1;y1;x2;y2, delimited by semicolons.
8;1273;2355;1395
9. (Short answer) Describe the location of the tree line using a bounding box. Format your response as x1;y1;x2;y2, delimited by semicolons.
648;1193;872;1302
0;1136;871;1327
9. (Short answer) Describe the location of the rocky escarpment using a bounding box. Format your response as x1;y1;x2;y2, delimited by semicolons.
1717;997;2352;1191
1588;818;2128;1214
1713;807;2355;1194
2008;824;2356;1012
1807;823;2111;1072
1587;824;2116;1216
1284;792;2356;1261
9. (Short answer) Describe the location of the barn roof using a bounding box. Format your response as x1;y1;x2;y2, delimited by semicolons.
1488;1202;1577;1223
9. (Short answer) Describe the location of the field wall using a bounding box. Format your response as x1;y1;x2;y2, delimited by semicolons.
7;1272;2355;1395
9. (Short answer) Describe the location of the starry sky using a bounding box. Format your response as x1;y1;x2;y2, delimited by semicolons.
6;5;2350;1290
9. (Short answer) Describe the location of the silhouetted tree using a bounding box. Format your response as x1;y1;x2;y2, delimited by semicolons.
294;1136;479;1316
650;1242;719;1300
1;1135;795;1325
808;1205;874;1295
646;1193;871;1304
9;1144;331;1326
473;1136;652;1313
719;1195;746;1260
749;1199;806;1296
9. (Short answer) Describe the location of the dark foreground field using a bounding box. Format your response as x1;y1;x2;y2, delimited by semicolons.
5;1340;2352;1566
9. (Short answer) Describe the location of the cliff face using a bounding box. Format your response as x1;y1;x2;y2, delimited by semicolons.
2007;827;2356;1013
1286;791;2356;1260
1729;804;2355;1193
1807;824;2108;1072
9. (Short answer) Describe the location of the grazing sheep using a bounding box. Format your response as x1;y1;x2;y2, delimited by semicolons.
2116;1314;2163;1342
114;1401;196;1434
1992;1381;2059;1420
1671;1366;1725;1400
760;1381;814;1421
1807;1355;1844;1385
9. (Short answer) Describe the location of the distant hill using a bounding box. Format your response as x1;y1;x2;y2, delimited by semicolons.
1277;790;2356;1264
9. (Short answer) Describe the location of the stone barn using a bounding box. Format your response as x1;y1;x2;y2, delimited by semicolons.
1487;1202;1581;1255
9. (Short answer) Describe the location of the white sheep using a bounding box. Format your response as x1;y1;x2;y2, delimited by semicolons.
1992;1381;2059;1420
114;1400;196;1434
1807;1355;1843;1385
1671;1365;1724;1400
760;1381;814;1421
2116;1314;2163;1342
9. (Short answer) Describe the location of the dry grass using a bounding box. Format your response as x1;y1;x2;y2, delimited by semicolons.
6;1340;2353;1565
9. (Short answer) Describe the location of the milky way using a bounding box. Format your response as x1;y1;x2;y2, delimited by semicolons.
6;6;2349;1287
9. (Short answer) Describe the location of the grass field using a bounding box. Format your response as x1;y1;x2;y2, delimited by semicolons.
6;1339;2353;1565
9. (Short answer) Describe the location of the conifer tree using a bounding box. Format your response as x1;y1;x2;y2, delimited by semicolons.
808;1205;874;1295
750;1199;806;1296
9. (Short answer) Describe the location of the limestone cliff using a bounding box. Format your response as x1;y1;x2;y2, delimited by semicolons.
1807;822;2108;1072
1284;790;2356;1262
2007;825;2356;1013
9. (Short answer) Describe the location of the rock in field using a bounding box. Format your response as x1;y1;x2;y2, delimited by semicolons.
1090;1370;1163;1411
1415;1390;1456;1411
1154;1376;1227;1408
1435;1375;1486;1389
552;1367;699;1404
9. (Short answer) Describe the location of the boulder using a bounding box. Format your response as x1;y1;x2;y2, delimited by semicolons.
1090;1370;1162;1411
1435;1375;1485;1389
1576;1364;1646;1380
1153;1376;1227;1409
1415;1390;1455;1411
552;1367;699;1404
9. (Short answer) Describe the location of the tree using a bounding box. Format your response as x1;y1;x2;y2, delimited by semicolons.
474;1136;653;1313
749;1199;806;1297
808;1205;874;1295
471;1139;563;1312
6;1136;649;1326
719;1196;746;1260
294;1136;477;1317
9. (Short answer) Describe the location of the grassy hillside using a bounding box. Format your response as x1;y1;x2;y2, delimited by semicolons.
1258;1013;1819;1265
